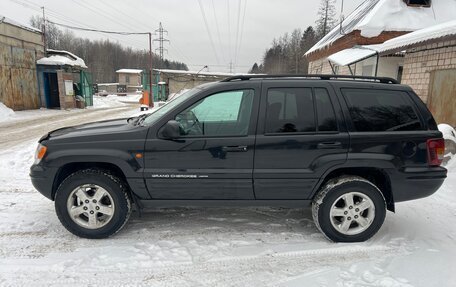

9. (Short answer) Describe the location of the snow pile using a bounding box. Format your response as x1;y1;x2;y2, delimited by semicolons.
357;0;455;38
0;14;41;33
37;49;87;68
92;94;143;108
0;102;15;122
380;20;456;53
439;123;456;164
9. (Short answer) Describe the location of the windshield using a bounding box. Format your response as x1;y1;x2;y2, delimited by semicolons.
141;88;201;126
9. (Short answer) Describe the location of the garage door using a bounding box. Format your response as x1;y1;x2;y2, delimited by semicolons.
428;69;456;126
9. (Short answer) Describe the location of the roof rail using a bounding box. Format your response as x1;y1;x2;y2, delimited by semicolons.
220;74;399;84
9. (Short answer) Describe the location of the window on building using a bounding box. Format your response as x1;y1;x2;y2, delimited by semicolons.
342;89;423;132
403;0;431;7
125;74;130;83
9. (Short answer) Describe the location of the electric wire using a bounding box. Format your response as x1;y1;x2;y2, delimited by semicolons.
197;0;221;65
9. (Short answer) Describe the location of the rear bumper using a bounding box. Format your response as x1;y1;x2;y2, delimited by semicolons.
30;164;58;200
390;166;447;202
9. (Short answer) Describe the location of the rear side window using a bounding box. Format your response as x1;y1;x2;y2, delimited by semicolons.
315;88;337;132
265;87;338;134
342;89;423;132
266;88;315;133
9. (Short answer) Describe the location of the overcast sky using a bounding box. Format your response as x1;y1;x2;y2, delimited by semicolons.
1;0;364;72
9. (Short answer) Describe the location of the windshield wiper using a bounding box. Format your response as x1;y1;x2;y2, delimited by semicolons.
128;114;149;126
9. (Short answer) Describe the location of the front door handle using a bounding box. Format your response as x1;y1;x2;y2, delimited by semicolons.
317;142;342;149
222;145;248;152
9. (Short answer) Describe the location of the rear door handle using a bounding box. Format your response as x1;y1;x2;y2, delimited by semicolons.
317;142;342;149
222;145;248;152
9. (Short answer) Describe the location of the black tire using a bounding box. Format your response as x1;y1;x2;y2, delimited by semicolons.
55;169;132;239
312;176;386;242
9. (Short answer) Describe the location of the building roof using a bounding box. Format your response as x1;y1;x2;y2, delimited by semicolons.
379;20;456;54
306;0;456;56
327;46;380;66
116;69;143;74
37;49;87;68
327;20;456;66
0;15;42;33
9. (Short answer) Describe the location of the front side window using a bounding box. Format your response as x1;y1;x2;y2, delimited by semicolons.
176;89;254;137
342;88;423;132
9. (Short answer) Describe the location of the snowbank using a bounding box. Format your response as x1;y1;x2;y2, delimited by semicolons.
438;123;456;165
0;102;15;122
92;94;142;108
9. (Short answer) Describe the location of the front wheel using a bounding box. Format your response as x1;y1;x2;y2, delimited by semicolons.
55;169;132;239
312;176;386;242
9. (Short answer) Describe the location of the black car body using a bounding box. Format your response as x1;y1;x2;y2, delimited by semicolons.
30;75;447;241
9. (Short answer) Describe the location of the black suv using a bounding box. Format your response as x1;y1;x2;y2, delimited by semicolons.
30;75;447;242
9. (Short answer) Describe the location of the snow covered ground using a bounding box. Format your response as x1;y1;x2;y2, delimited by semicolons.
0;103;455;286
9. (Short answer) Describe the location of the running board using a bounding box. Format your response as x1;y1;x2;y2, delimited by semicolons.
139;199;312;208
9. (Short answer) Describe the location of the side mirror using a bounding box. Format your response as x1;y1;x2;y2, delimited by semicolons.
159;120;180;139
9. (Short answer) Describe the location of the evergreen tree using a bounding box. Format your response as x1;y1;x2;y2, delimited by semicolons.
315;0;337;38
249;63;261;74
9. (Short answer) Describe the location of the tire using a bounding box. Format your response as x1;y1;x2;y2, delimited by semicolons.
55;169;132;239
312;176;386;242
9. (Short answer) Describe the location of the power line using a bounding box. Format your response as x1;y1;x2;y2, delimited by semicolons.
233;0;242;71
235;0;248;69
8;0;146;49
227;0;232;63
197;0;220;65
46;20;149;35
211;0;225;64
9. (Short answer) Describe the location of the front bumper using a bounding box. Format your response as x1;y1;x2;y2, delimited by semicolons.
30;164;58;200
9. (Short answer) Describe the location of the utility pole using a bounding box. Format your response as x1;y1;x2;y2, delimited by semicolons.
149;32;154;107
41;6;46;54
153;22;169;60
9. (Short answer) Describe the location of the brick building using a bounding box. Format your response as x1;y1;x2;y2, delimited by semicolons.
305;0;455;80
36;49;88;109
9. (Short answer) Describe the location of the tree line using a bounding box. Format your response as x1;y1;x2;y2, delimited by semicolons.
249;0;337;74
30;16;188;83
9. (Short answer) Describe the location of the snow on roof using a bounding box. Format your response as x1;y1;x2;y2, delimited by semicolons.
116;69;143;74
327;20;456;66
379;20;456;54
327;46;380;66
154;69;253;77
0;15;42;33
306;0;456;56
37;49;87;68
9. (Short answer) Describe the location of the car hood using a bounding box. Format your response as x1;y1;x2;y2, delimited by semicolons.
40;118;133;142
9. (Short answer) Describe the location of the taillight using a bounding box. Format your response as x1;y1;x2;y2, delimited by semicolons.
426;138;445;166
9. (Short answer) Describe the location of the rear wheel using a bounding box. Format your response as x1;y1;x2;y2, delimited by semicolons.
312;176;386;242
55;169;131;239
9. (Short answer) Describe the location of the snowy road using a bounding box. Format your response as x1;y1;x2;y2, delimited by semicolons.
0;105;136;150
0;106;455;286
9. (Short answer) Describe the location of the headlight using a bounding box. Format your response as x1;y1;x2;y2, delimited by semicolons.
34;143;47;165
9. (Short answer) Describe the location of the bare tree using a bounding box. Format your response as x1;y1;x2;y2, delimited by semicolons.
29;16;188;83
